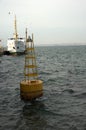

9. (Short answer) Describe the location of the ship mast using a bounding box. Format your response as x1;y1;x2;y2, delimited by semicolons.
14;15;18;40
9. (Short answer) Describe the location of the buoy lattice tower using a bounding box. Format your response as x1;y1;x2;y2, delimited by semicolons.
20;28;43;100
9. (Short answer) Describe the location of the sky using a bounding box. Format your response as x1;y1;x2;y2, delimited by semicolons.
0;0;86;46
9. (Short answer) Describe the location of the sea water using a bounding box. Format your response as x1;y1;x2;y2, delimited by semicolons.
0;46;86;130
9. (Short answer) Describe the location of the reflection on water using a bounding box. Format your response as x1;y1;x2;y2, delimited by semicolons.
22;101;48;130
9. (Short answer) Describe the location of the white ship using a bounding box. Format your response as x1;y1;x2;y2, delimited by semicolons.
0;40;4;56
7;15;26;55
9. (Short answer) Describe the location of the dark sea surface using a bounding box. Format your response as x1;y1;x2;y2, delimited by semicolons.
0;46;86;130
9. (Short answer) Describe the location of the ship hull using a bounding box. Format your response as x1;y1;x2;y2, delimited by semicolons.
7;38;26;55
4;50;26;55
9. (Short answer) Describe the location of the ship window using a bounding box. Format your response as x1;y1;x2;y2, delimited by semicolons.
13;47;15;49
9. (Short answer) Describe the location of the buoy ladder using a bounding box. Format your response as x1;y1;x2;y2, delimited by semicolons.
24;29;38;81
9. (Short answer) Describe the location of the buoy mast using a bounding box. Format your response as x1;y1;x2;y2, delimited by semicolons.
24;28;38;80
20;28;43;101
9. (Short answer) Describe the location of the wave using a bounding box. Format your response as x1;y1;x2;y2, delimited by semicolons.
62;89;75;94
74;92;86;98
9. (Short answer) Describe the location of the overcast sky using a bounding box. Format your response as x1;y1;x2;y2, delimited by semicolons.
0;0;86;46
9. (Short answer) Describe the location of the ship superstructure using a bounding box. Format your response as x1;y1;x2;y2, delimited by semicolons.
7;15;25;54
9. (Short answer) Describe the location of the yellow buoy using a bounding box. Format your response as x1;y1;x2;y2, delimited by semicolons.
20;28;43;101
20;80;43;100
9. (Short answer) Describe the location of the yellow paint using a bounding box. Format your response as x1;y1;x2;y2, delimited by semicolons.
26;47;34;51
25;56;35;59
25;65;37;68
20;80;43;92
25;73;38;77
20;80;43;100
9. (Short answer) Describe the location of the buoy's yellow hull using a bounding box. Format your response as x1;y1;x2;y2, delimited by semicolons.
20;80;43;100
